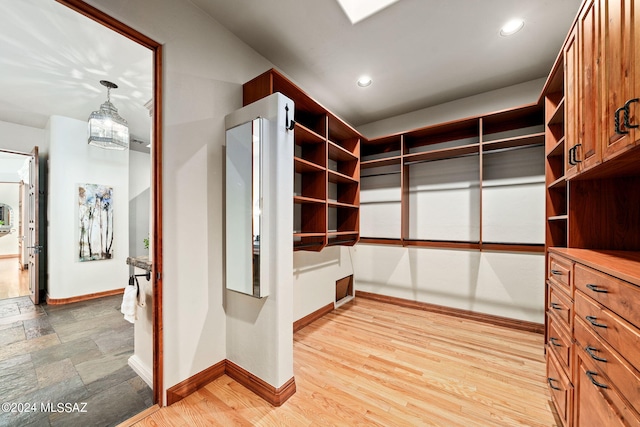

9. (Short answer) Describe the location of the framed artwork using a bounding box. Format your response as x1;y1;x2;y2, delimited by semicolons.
78;183;114;261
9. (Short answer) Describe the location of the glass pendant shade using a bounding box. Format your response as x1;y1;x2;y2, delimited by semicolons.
88;80;129;150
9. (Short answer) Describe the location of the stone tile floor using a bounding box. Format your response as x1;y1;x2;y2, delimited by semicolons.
0;295;153;427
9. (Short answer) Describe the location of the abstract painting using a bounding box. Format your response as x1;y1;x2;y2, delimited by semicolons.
78;183;114;261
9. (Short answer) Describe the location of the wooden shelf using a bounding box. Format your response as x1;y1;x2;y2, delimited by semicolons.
481;243;545;253
403;143;480;164
328;141;357;162
548;176;567;189
548;99;565;125
295;157;325;174
328;200;358;209
482;132;545;152
328;169;358;184
294;232;325;238
295;122;325;145
547;136;565;157
361;156;402;169
294;195;325;205
548;214;568;221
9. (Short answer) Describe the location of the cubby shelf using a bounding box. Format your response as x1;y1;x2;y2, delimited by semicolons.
294;157;325;173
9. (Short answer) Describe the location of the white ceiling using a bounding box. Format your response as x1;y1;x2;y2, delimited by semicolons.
191;0;582;127
0;0;153;146
0;0;581;143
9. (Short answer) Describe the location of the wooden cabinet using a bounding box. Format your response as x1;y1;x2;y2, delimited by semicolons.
546;249;640;426
599;0;637;160
244;69;360;251
565;27;581;179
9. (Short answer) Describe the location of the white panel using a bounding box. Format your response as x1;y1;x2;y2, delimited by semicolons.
360;169;401;238
408;156;480;241
482;145;545;244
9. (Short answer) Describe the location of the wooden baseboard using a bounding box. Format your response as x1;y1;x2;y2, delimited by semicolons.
166;359;296;407
166;360;226;405
225;360;296;407
46;288;125;305
356;291;544;334
293;302;334;333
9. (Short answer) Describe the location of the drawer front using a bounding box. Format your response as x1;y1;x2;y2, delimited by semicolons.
575;290;640;369
547;314;572;371
574;317;640;416
549;254;572;296
549;282;573;331
575;263;640;327
574;353;640;427
547;351;572;427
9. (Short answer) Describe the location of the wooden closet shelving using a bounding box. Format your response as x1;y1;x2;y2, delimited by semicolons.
244;68;360;252
359;103;545;253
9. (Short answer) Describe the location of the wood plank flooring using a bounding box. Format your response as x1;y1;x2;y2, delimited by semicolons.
131;298;559;426
0;257;29;300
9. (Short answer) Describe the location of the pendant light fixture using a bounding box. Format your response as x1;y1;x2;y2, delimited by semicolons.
88;80;129;150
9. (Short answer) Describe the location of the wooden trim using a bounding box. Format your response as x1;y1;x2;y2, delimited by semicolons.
403;240;481;250
481;243;545;253
358;238;403;246
56;0;164;407
355;291;544;334
115;405;160;427
293;302;334;332
225;360;296;407
166;360;226;406
0;254;19;259
46;288;124;305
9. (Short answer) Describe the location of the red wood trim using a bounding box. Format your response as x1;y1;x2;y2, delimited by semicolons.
46;288;124;305
403;240;481;250
56;0;165;407
293;302;334;333
356;291;544;334
224;360;296;407
166;360;226;406
358;238;402;246
481;243;545;253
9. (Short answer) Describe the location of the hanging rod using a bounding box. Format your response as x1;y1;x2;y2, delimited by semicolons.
481;142;545;155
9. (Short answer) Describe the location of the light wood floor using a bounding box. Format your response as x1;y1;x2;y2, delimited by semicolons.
130;298;559;426
0;257;29;300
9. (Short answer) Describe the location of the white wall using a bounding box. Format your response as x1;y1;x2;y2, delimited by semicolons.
0;183;20;255
0;120;47;154
47;115;129;299
352;245;545;323
86;0;273;402
129;150;151;257
358;78;546;139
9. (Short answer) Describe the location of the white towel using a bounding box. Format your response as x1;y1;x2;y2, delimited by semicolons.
121;279;138;323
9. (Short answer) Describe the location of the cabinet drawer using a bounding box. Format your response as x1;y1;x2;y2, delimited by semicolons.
547;313;572;371
549;254;573;296
574;353;640;427
575;290;640;369
574;317;640;417
548;282;573;331
547;350;573;427
575;263;640;326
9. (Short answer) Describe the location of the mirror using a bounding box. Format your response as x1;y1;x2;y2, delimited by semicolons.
225;118;265;297
0;203;13;237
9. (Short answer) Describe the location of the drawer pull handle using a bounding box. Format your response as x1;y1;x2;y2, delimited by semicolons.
586;284;608;293
586;315;607;328
586;371;608;389
547;377;562;391
550;302;562;310
549;337;562;347
585;346;607;363
551;269;563;275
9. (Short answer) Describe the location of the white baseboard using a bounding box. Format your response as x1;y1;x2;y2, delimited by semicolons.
128;354;153;389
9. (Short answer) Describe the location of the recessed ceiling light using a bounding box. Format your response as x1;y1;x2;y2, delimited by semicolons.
500;18;525;36
357;76;372;87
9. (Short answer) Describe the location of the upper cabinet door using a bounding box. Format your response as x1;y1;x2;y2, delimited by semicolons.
599;0;636;161
578;0;601;172
565;27;580;179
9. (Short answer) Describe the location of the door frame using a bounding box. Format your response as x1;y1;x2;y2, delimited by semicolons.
56;0;164;406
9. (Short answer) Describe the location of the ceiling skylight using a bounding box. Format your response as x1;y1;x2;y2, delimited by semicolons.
336;0;400;24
